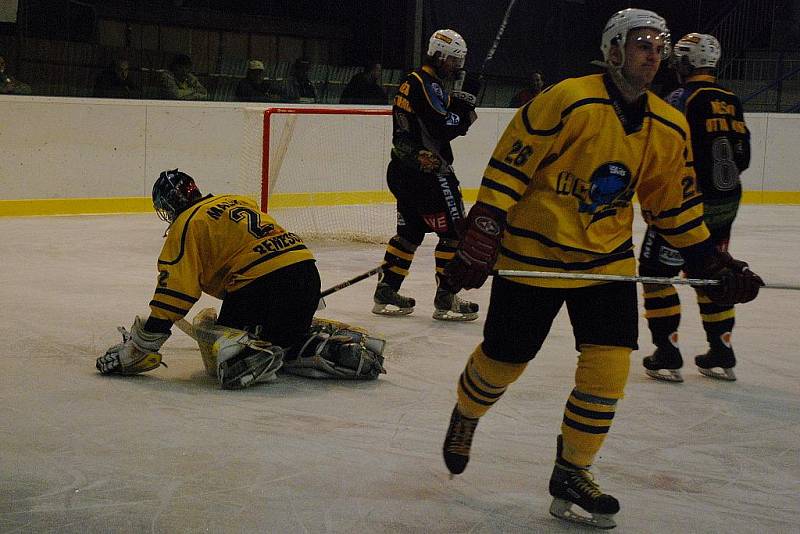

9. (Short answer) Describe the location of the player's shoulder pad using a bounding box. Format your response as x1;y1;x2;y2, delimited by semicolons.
647;92;690;141
412;67;448;115
517;74;604;132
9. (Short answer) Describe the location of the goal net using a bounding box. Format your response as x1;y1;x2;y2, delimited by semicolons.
239;106;396;242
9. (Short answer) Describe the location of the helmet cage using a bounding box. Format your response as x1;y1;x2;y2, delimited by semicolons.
152;169;201;223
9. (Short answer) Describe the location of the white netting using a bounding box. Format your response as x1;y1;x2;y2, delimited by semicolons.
239;106;397;243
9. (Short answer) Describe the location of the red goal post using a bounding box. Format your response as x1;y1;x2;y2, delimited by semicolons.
241;106;396;242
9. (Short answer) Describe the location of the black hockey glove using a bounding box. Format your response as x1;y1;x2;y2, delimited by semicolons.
444;202;504;291
450;71;482;109
690;249;764;306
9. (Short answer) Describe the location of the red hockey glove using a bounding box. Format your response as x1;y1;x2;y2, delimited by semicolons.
693;250;764;306
445;203;504;291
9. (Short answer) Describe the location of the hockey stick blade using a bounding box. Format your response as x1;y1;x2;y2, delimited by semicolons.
494;269;799;290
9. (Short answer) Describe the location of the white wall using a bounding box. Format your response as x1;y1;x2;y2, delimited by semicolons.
0;95;797;205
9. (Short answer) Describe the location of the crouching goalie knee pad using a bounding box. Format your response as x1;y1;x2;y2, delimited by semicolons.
281;318;386;380
97;316;169;375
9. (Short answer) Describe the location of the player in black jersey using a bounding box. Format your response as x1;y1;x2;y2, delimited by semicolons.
372;28;482;321
639;33;751;382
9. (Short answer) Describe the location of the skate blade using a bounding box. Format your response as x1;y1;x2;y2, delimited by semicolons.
371;303;414;316
645;368;683;383
549;498;616;529
432;310;479;322
698;366;736;381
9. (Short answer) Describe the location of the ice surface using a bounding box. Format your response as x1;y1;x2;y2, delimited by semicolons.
0;205;798;533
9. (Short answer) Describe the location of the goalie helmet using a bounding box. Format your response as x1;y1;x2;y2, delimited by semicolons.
671;33;721;71
152;169;202;223
427;29;467;69
601;8;671;64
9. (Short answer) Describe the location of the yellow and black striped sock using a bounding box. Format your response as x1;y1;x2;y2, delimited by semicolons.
380;235;417;289
456;344;527;419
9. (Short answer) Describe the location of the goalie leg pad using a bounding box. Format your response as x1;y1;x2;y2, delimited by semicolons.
281;318;387;380
214;328;285;389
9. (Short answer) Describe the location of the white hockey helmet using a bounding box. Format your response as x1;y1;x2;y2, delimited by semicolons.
671;33;721;69
601;8;671;64
427;29;467;69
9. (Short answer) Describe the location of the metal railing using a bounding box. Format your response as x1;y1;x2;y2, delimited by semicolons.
710;0;777;80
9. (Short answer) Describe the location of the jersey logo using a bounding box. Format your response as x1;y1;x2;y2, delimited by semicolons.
157;270;169;286
577;162;634;225
658;246;685;266
424;79;448;114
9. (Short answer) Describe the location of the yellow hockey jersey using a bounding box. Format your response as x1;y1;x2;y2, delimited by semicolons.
149;194;314;322
480;74;710;287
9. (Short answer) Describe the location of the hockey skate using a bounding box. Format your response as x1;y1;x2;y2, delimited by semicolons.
642;346;684;383
372;282;415;316
433;288;479;321
695;347;736;381
442;405;479;475
549;436;619;529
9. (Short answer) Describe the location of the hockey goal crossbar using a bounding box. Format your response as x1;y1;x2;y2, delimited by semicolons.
494;269;799;290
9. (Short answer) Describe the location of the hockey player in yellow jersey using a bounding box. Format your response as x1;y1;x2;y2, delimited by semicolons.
440;9;763;529
97;170;385;388
639;34;751;382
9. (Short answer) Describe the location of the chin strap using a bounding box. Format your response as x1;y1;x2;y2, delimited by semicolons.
592;60;646;102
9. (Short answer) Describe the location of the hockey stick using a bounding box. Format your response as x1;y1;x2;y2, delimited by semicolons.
321;264;384;298
494;269;800;290
175;264;386;340
475;0;518;105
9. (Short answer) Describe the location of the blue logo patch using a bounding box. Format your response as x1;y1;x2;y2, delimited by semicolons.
578;162;634;224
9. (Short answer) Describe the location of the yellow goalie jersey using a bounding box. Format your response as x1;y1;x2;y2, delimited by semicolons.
480;74;710;287
149;194;315;322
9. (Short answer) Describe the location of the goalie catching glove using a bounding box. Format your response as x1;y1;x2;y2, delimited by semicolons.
687;249;764;306
444;202;505;291
97;316;169;375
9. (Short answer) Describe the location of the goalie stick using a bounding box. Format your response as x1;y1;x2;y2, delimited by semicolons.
494;269;799;290
175;264;386;341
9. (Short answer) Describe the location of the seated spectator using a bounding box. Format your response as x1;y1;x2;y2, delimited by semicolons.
509;71;543;107
93;59;140;99
283;58;316;103
0;54;32;95
160;54;208;101
340;62;387;105
235;59;280;102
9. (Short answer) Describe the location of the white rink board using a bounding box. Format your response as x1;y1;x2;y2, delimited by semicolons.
1;95;798;202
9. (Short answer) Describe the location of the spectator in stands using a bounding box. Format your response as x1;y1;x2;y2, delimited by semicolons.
508;71;543;107
0;54;32;95
160;54;207;101
93;59;140;99
235;59;280;102
283;58;317;103
340;62;388;105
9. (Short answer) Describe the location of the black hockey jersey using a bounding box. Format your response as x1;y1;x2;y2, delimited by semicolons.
390;64;472;172
666;74;750;202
